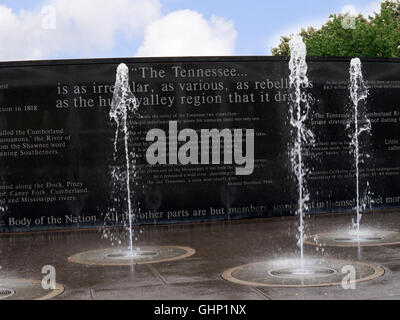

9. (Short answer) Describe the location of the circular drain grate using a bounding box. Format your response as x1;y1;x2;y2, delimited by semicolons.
222;259;384;288
0;288;15;300
269;267;337;279
69;246;196;266
304;230;400;247
0;279;64;300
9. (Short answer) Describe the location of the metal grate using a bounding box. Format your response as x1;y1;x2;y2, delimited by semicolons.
0;288;15;300
107;251;158;258
269;267;337;279
334;237;383;242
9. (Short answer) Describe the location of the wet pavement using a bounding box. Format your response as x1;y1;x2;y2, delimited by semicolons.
1;210;400;300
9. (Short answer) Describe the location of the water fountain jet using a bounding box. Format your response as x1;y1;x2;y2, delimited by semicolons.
349;58;370;235
288;35;314;271
110;63;139;255
68;63;195;266
305;58;400;247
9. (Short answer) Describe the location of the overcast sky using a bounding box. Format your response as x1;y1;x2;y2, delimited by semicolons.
0;0;382;61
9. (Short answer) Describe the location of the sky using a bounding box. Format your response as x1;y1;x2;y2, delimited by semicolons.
0;0;383;61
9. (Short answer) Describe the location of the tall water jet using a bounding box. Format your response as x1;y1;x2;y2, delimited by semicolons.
304;59;400;247
306;58;400;246
288;35;315;270
349;58;370;234
110;63;139;254
70;64;197;266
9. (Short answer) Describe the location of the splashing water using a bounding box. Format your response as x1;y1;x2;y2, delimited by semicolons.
348;58;370;235
289;36;315;271
110;63;139;253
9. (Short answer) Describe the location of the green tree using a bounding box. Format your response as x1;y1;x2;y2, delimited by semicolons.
271;0;400;57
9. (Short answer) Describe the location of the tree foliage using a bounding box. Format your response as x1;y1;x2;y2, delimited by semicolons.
271;0;400;57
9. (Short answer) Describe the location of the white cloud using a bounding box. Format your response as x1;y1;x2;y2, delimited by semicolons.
0;0;161;61
136;10;237;57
